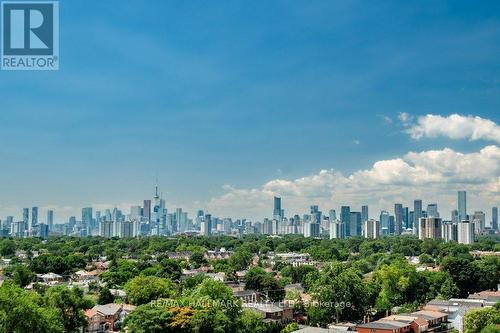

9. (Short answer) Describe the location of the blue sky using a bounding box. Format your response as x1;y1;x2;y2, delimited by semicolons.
1;1;500;221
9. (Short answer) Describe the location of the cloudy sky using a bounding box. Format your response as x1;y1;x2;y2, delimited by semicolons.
1;1;500;223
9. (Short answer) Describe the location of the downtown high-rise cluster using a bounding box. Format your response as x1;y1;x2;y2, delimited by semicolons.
0;189;498;244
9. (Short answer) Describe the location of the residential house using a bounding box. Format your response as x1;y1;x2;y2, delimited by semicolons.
357;320;412;333
383;315;429;333
233;289;261;303
84;303;135;333
36;272;64;285
243;303;293;323
425;298;493;333
74;270;99;283
294;327;349;333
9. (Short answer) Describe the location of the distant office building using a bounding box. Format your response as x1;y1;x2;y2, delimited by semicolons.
418;217;442;240
82;207;92;231
330;220;344;239
402;207;409;229
4;216;13;234
12;221;25;237
409;211;414;230
442;221;458;242
492;207;498;231
340;206;351;237
413;200;422;236
304;221;320;238
201;214;212;236
329;209;337;221
263;218;273;235
143;200;151;222
27;206;38;236
364;219;379;239
310;206;321;222
458;220;474;244
39;224;49;238
31;206;38;226
451;209;459;224
471;211;485;234
121;221;134;238
458;191;467;222
394;204;403;235
176;208;188;232
380;210;390;235
361;205;369;223
47;210;54;232
100;220;113;238
130;206;142;221
68;216;76;233
22;208;29;232
427;204;439;218
388;215;395;234
349;212;362;236
273;197;283;220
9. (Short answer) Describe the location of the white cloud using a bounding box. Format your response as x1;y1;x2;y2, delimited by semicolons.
207;145;500;220
406;114;500;144
379;115;393;124
398;112;412;126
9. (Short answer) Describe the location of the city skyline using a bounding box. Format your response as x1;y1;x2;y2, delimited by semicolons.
1;2;500;221
2;188;499;228
3;189;496;246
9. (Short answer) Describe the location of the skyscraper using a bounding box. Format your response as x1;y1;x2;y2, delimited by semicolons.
364;219;380;239
82;207;93;231
201;214;212;236
442;221;458;242
492;207;498;231
458;220;474;244
39;224;49;238
394;204;403;235
403;207;409;229
472;211;485;234
427;204;439;218
177;208;188;232
418;217;442;240
451;209;459;224
143;200;151;222
380;210;390;235
349;212;362;236
330;219;344;239
47;210;54;232
22;208;29;232
458;191;467;222
340;206;350;237
361;205;369;223
413;200;422;236
329;209;337;221
310;205;321;224
273;197;282;220
30;207;38;236
130;206;142;221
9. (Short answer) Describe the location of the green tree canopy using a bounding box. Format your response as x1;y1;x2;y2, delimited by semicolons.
124;275;178;305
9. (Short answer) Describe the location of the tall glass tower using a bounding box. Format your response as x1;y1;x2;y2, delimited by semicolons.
273;197;282;220
492;207;498;231
458;191;467;222
413;200;422;236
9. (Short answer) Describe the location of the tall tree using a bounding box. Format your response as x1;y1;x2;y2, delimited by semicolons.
124;275;177;305
43;286;93;333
